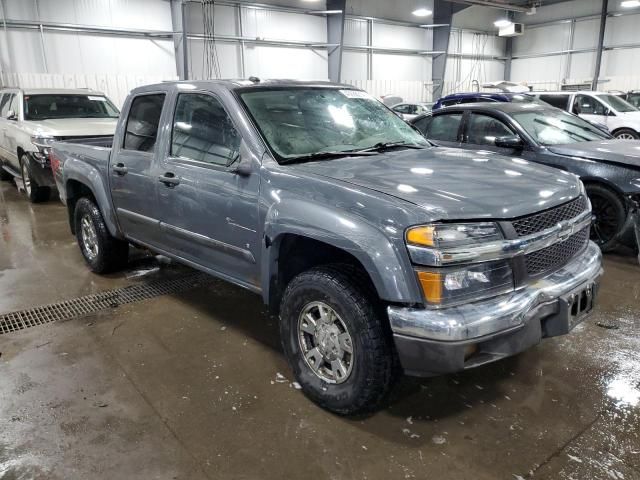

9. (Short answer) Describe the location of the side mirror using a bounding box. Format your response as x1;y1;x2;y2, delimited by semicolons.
495;135;524;149
607;108;616;117
6;110;17;121
230;154;252;176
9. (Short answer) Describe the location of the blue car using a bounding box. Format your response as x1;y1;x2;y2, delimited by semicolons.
432;92;538;110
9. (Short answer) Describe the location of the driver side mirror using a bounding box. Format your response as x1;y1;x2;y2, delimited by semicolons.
6;110;17;121
495;135;524;149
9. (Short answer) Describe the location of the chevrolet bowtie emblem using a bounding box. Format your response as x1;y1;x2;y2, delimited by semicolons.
557;222;575;241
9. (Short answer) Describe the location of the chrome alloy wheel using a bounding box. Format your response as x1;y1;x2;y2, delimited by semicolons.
80;214;99;260
616;133;637;140
21;162;31;196
298;301;354;384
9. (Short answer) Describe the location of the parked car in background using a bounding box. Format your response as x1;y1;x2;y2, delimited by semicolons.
532;91;640;139
411;102;640;251
51;79;602;414
391;101;434;120
432;92;538;110
0;88;119;202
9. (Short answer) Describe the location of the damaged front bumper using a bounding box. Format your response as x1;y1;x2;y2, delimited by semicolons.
388;241;603;377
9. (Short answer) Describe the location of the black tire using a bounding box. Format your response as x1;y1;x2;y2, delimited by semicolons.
586;183;627;252
74;197;129;273
20;155;50;203
0;165;11;181
613;128;640;140
279;265;397;415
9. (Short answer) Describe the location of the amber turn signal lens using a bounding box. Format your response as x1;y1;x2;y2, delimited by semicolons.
406;226;435;247
417;271;442;304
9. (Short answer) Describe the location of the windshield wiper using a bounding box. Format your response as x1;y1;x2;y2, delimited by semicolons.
357;141;427;153
280;150;377;165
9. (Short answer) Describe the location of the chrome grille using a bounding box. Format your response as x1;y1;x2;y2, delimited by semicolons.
512;196;587;237
524;227;590;277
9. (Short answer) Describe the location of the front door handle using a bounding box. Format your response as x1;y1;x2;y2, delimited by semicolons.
158;172;180;187
112;163;128;175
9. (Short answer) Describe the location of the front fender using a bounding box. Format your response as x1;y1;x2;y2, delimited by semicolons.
261;199;423;305
63;158;122;239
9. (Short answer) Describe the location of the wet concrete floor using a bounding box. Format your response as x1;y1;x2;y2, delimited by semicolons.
0;181;639;480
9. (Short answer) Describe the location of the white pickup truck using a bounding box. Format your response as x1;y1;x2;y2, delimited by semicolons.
0;88;119;202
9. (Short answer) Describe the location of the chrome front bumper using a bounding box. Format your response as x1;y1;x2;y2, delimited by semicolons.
388;241;603;342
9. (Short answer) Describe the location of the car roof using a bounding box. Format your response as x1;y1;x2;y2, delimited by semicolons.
132;79;356;95
6;88;107;96
434;102;552;114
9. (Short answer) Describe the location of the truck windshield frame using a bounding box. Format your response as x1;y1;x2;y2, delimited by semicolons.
23;94;120;121
236;86;428;164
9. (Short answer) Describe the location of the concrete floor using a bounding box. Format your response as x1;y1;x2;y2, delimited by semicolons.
0;181;639;480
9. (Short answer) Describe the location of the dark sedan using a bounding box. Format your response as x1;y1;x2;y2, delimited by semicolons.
410;102;640;251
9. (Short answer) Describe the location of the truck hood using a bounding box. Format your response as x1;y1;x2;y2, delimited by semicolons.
547;140;640;168
291;147;581;220
23;118;118;137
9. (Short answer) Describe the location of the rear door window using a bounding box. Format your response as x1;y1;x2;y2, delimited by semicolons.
425;113;463;142
123;93;166;153
539;94;570;110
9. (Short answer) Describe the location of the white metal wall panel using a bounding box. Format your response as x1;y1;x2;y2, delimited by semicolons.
242;9;326;43
573;19;599;50
511;55;565;84
605;14;640;47
602;48;640;77
187;40;243;79
243;46;328;80
513;24;571;56
343;18;367;47
341;51;368;81
371;23;428;50
2;0;172;29
186;3;238;36
371;54;430;82
569;51;595;80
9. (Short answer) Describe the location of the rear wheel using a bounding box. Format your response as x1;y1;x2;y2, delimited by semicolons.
279;265;397;415
74;197;129;273
586;184;626;252
20;155;50;203
613;128;640;140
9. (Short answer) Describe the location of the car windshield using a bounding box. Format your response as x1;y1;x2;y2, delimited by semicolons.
239;87;428;162
628;93;640;109
24;94;120;120
512;108;610;145
596;94;638;113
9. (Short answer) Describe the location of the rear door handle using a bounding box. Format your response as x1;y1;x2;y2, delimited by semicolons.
112;163;128;175
158;172;180;187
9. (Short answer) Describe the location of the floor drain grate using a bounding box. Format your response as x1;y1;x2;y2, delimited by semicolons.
0;272;214;334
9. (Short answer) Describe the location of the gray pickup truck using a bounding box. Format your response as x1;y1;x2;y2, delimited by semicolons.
51;79;603;414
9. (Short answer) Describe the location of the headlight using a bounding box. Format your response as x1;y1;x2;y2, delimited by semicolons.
416;260;514;306
406;222;502;248
31;135;55;162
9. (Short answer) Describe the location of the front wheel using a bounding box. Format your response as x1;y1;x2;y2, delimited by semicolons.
20;155;50;203
613;128;640;140
586;184;627;252
279;265;397;415
74;197;129;273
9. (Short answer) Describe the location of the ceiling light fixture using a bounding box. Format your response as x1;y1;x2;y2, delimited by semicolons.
412;8;433;17
621;0;640;7
494;18;513;28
